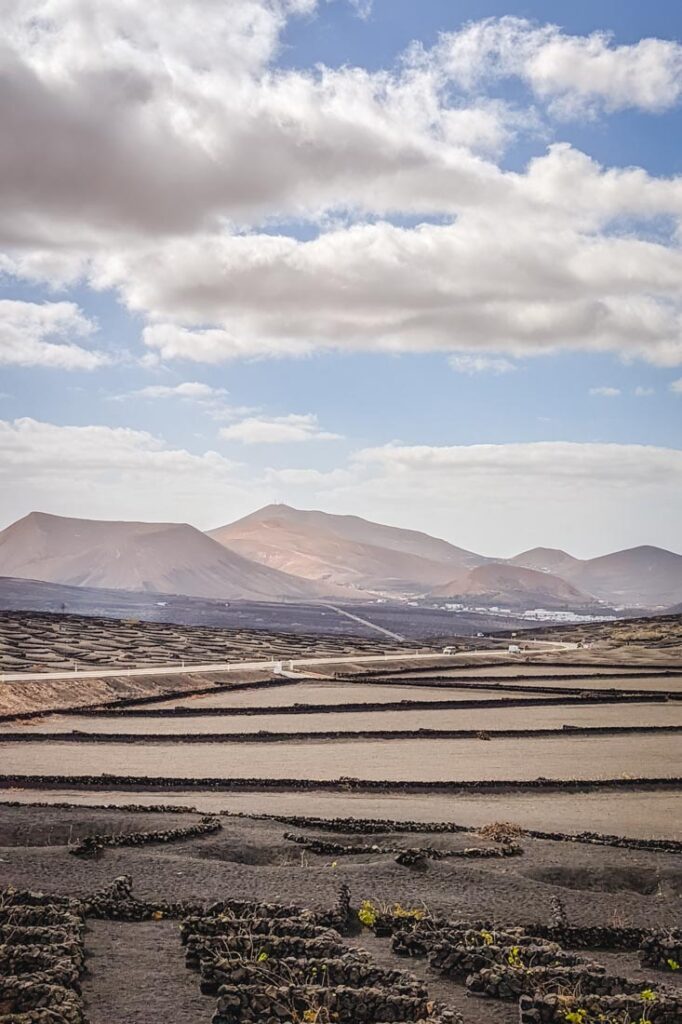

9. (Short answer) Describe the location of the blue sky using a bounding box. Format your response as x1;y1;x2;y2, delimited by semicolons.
1;1;681;556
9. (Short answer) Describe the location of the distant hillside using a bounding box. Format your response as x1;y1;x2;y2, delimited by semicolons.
508;547;582;576
569;546;682;609
511;544;682;609
209;503;485;594
430;563;603;612
0;512;330;602
1;506;678;611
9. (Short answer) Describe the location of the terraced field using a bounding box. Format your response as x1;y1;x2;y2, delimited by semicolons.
0;609;402;672
1;611;680;838
5;701;680;734
1;615;680;1024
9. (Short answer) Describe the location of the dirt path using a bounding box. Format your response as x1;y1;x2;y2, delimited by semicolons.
323;604;407;642
82;919;213;1024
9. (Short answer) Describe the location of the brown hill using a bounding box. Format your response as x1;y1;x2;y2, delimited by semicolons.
509;544;682;609
0;512;330;602
430;563;601;611
208;503;485;595
569;546;682;609
508;547;582;576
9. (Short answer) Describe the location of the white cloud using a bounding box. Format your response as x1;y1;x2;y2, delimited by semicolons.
132;382;228;401
280;441;682;556
589;386;621;397
0;300;107;370
671;379;682;394
95;209;682;367
219;413;341;444
634;386;654;397
449;355;516;374
2;422;680;554
0;416;263;527
434;18;682;116
2;6;682;373
0;0;523;254
125;379;260;422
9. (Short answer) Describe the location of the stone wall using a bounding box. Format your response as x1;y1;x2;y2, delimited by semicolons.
69;815;221;858
519;992;681;1024
0;892;87;1024
181;893;460;1024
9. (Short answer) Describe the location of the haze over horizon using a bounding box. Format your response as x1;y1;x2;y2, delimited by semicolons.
1;1;681;558
3;504;682;566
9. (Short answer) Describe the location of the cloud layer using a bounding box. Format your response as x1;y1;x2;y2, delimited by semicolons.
2;4;682;368
2;419;680;556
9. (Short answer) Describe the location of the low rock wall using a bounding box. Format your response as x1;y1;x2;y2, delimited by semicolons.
466;964;665;1000
181;888;460;1024
212;983;436;1024
199;952;426;996
181;915;332;943
185;932;347;970
639;931;682;971
3;773;679;795
519;992;682;1024
284;830;522;864
0;893;86;1024
69;815;221;858
429;941;586;980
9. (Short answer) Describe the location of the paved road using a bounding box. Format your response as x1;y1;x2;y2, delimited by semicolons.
0;650;449;683
0;639;579;683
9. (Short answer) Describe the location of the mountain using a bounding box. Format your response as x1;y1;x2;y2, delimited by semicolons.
429;563;602;612
0;512;330;602
510;543;682;609
508;547;582;576
208;503;485;595
2;507;679;611
569;546;682;609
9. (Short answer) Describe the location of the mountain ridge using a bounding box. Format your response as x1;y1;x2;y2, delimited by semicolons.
0;511;339;602
208;503;485;594
0;506;679;610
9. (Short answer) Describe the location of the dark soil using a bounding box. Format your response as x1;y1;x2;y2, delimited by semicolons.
1;803;681;1023
82;919;214;1024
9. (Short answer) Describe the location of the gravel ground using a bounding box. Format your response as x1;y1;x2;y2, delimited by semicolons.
1;803;681;1024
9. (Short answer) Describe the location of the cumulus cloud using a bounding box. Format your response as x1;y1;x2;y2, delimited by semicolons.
589;386;621;397
671;379;682;394
634;386;655;397
219;413;341;444
0;0;522;254
2;5;682;372
433;17;682;116
282;441;682;556
0;416;263;527
95;209;682;366
0;300;107;370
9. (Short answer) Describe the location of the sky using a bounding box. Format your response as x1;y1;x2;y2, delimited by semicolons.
1;0;681;558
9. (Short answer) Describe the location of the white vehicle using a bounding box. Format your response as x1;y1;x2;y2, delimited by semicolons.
508;644;521;654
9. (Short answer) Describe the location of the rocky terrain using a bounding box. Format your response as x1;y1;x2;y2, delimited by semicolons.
0;804;680;1024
